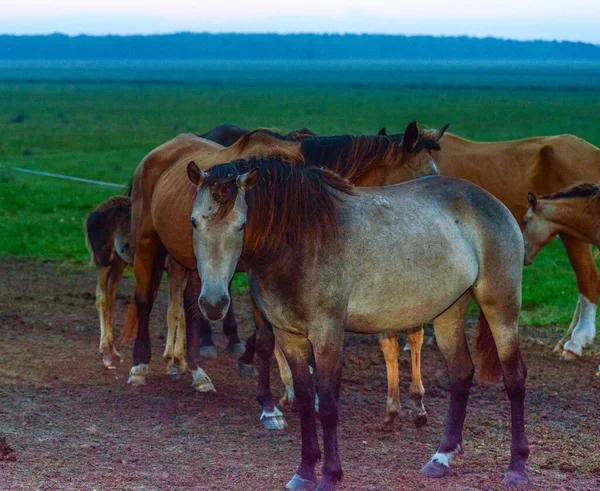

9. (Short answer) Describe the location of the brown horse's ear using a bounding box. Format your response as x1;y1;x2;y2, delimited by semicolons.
236;168;260;191
527;192;537;210
378;127;387;136
402;121;419;153
432;123;450;142
187;161;205;186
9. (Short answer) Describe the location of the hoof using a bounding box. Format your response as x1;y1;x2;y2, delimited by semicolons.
227;342;246;354
192;368;216;392
560;349;580;361
199;345;218;358
260;407;287;430
316;478;338;491
414;412;428;428
552;342;563;353
127;364;149;386
279;387;296;411
286;474;317;490
237;360;258;378
420;459;449;478
102;347;121;369
503;470;529;487
383;411;397;426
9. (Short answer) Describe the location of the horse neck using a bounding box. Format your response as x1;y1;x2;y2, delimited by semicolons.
541;198;600;244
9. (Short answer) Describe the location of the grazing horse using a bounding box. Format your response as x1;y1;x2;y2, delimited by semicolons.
384;128;600;359
122;123;444;429
198;123;316;148
523;184;600;356
187;157;529;489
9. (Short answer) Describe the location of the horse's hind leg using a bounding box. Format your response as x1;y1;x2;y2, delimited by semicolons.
406;325;427;427
558;235;598;358
96;259;126;369
476;300;529;486
378;332;400;426
421;292;473;479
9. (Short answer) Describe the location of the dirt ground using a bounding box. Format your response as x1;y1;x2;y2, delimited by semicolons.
0;257;599;490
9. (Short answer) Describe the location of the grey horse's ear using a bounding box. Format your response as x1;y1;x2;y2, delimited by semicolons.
432;123;450;142
402;121;419;153
527;192;537;210
187;161;206;186
236;168;260;191
378;127;387;136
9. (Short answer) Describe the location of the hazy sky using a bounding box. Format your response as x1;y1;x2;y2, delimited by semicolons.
2;0;600;43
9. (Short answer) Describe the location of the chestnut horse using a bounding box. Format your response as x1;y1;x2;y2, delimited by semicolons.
384;128;600;359
187;156;529;489
122;123;444;429
523;183;600;357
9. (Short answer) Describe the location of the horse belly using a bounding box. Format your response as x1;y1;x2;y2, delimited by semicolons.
346;249;478;334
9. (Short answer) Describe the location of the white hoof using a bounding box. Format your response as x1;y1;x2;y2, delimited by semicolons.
128;364;149;385
562;341;583;357
260;407;287;430
192;368;216;392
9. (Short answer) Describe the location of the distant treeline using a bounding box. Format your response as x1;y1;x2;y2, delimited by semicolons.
1;33;600;60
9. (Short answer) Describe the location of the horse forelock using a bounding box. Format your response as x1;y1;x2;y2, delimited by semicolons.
201;157;354;261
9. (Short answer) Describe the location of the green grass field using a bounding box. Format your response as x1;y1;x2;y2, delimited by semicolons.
1;60;600;327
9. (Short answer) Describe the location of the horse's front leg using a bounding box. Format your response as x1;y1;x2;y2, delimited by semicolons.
184;272;215;392
378;332;400;426
251;296;286;430
406;325;427;427
559;235;598;358
311;321;345;490
126;237;166;386
276;329;320;490
222;288;245;353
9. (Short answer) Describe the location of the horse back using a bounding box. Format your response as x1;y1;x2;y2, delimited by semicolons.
435;133;600;220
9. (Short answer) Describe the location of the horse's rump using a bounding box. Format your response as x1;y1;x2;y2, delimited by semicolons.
85;196;131;267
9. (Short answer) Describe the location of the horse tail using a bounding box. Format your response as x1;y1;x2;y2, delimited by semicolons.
476;309;503;383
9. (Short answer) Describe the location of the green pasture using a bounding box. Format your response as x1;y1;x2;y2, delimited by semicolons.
1;62;600;327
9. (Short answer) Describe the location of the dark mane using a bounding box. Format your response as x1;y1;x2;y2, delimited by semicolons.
202;156;355;259
300;133;439;182
541;183;600;201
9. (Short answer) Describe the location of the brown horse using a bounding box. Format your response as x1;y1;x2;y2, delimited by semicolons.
85;195;195;377
123;123;444;429
187;156;528;489
383;128;600;359
523;184;600;357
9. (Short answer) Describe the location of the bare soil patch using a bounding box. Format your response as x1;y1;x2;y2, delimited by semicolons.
1;257;599;490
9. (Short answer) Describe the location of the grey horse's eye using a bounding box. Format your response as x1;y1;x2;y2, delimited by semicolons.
191;217;197;229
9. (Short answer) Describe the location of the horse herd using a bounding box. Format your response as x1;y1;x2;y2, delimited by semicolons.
84;122;600;490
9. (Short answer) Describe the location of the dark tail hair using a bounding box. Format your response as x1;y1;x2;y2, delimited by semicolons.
476;310;503;383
